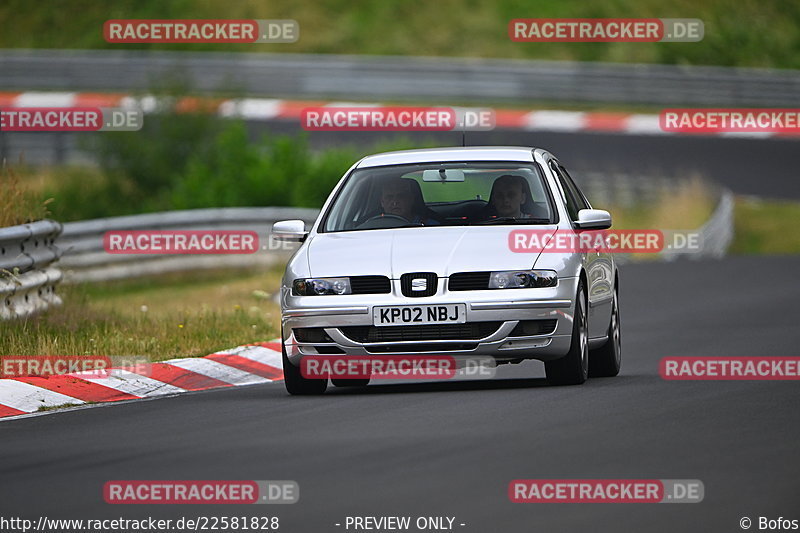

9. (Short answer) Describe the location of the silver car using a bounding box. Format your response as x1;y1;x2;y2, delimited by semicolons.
273;146;621;394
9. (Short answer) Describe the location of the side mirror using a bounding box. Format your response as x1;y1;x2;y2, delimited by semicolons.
575;209;612;230
272;220;308;242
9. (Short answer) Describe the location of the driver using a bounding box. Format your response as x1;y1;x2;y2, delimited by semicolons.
380;178;440;225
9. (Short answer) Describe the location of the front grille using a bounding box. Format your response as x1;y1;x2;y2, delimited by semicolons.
400;272;437;297
339;322;501;343
365;343;477;353
350;275;391;294
510;319;558;336
449;271;491;291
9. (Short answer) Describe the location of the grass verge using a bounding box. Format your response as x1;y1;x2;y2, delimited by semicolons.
0;166;53;227
0;267;283;362
605;178;716;231
731;197;800;254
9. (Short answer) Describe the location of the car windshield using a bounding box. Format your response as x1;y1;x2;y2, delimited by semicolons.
321;162;555;232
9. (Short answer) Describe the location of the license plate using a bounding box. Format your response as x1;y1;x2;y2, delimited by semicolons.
373;304;466;326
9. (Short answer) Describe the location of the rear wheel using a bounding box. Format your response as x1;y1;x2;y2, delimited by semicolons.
331;378;371;388
589;288;621;377
545;281;588;385
282;335;327;395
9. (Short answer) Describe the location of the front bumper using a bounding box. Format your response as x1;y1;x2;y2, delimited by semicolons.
281;276;579;366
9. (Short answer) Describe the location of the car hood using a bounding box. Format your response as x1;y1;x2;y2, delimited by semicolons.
306;226;557;278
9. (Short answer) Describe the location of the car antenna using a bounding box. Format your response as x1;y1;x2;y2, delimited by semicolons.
458;109;467;146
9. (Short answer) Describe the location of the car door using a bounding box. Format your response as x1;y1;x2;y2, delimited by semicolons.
549;161;614;339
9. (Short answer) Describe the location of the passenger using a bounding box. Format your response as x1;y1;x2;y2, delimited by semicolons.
380;178;440;225
485;174;533;219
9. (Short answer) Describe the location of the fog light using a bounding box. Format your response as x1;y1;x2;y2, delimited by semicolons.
293;328;333;343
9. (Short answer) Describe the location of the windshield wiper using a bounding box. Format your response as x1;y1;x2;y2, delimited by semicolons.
472;217;551;225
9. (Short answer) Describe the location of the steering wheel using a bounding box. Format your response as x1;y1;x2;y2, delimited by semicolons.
356;214;412;229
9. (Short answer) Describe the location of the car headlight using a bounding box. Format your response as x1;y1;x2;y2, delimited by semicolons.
293;277;352;295
488;270;557;289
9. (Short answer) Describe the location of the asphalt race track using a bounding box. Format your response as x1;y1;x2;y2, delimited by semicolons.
1;255;798;532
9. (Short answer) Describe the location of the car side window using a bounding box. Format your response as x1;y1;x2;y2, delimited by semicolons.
559;165;590;211
550;161;581;221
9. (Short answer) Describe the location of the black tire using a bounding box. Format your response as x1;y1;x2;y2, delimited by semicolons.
545;281;588;385
331;378;371;388
589;288;621;378
282;337;327;395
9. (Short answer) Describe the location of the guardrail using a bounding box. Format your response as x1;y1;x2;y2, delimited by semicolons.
662;189;735;261
579;174;734;262
0;219;63;320
58;207;319;283
2;49;799;107
581;172;698;208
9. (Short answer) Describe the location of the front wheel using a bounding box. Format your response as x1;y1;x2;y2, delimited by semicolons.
282;337;327;395
589;288;621;377
545;281;588;385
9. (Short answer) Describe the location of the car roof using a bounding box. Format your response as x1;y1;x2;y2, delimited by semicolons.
356;146;543;168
